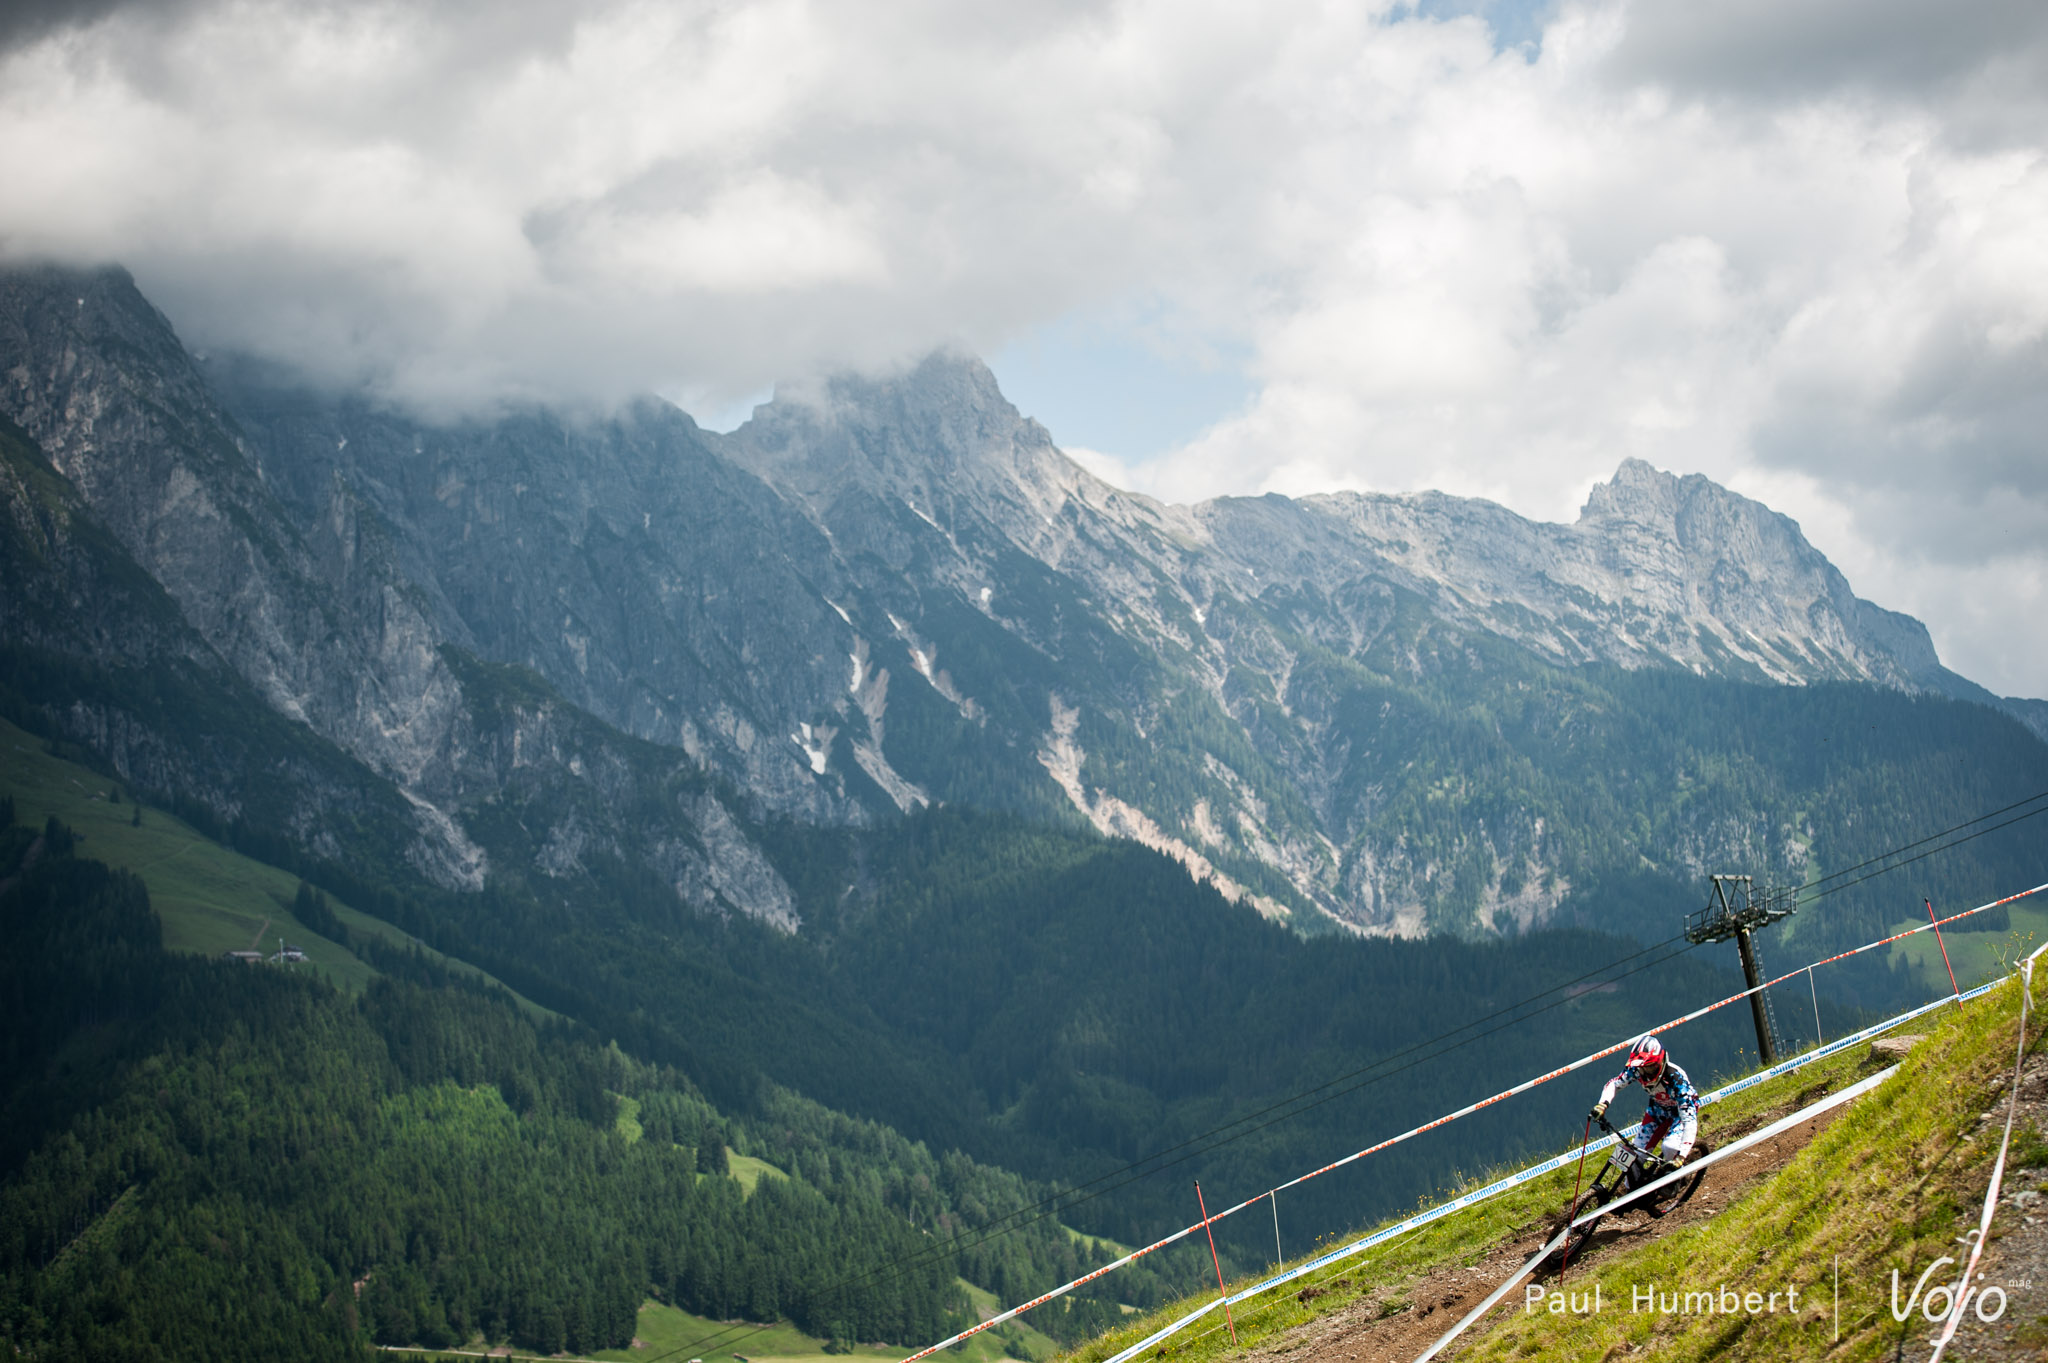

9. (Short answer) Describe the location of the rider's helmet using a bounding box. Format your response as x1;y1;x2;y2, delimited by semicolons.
1629;1034;1666;1083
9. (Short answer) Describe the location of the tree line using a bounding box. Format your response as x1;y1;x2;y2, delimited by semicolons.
0;826;1128;1360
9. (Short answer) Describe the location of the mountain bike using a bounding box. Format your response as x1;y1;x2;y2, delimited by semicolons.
1542;1114;1713;1273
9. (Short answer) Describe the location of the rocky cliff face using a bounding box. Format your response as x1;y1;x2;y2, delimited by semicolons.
0;264;2032;937
1260;458;1956;690
207;362;868;828
720;358;1993;718
0;268;800;927
0;410;430;867
0;266;493;881
705;355;2033;931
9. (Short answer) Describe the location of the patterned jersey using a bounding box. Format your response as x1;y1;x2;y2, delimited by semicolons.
1599;1059;1699;1154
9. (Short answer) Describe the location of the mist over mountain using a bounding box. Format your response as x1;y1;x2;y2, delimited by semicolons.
4;262;2039;940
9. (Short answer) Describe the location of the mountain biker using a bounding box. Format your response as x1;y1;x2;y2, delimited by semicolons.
1589;1034;1699;1174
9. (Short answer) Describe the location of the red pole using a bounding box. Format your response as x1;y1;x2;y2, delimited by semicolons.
1559;1116;1593;1279
1195;1181;1238;1344
1928;898;1963;1009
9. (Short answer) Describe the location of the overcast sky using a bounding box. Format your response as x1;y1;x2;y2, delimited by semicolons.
3;0;2044;699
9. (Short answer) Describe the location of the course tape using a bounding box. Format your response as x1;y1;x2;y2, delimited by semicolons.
1928;942;2048;1361
1412;1062;1903;1362
1097;983;1994;1363
896;1212;1216;1362
898;882;2044;1363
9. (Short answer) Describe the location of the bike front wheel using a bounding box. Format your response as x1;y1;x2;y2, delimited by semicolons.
1544;1187;1610;1273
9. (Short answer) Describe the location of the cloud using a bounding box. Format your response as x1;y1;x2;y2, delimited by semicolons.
0;0;2044;696
1606;0;2048;109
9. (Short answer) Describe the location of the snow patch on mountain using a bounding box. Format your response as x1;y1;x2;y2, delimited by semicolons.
886;613;983;723
845;637;928;812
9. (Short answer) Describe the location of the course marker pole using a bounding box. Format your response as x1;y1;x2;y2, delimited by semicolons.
1559;1116;1593;1280
1194;1181;1237;1344
1928;898;1963;1009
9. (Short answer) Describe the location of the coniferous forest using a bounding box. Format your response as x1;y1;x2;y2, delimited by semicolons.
0;825;1171;1361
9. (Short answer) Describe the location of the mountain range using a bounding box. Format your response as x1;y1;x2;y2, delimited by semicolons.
5;262;2040;948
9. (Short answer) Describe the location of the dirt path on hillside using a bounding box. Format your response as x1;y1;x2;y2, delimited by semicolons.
1235;1099;1851;1363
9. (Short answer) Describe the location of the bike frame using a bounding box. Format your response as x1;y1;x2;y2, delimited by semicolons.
1593;1115;1666;1193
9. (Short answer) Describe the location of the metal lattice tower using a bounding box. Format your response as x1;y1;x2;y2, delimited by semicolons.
1684;875;1798;1063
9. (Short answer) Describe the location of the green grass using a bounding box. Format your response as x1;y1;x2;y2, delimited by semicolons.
0;716;546;1011
615;1093;645;1143
590;1299;920;1363
957;1279;1003;1316
378;1309;1000;1363
728;1150;789;1195
1061;1224;1134;1260
1057;1005;2004;1363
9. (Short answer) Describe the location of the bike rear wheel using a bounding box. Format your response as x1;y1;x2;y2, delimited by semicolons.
1656;1138;1712;1213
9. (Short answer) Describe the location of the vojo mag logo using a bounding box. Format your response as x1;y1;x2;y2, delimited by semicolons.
1891;1231;2022;1326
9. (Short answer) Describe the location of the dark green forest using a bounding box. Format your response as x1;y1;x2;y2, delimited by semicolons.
249;802;1785;1260
0;827;1172;1361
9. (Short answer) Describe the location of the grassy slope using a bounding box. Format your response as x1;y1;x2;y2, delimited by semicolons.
1461;967;2036;1361
0;716;543;1009
1064;1225;1134;1260
372;1301;955;1363
1061;971;2038;1363
728;1151;790;1195
591;1300;915;1363
561;1295;1051;1363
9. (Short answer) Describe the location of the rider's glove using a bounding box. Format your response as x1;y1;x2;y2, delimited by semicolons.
1589;1101;1608;1123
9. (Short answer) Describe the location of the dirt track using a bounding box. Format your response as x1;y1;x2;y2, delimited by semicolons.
1238;1102;1849;1363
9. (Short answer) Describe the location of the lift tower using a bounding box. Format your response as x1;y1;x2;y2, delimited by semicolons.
1685;875;1798;1063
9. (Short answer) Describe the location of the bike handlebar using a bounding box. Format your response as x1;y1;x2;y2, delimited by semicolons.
1596;1113;1660;1162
